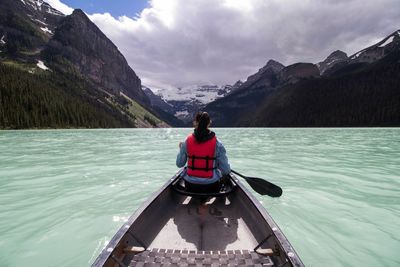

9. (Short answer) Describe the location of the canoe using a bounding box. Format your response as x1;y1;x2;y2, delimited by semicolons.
92;170;304;267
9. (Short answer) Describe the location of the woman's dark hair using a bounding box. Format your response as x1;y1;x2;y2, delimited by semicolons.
193;111;213;142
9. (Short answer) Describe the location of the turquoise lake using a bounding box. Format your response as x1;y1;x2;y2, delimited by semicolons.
0;128;399;267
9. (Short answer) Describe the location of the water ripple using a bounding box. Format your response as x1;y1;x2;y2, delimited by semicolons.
0;128;399;267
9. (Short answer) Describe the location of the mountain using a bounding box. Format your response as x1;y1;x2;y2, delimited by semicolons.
42;9;148;105
239;31;400;127
204;60;323;126
317;50;348;75
0;0;167;129
238;60;284;90
150;84;239;123
0;0;63;55
203;30;400;127
142;86;185;127
244;49;400;127
349;30;400;63
143;86;174;114
317;30;400;77
278;62;319;84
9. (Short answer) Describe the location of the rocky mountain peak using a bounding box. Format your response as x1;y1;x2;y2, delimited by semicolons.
71;8;86;17
239;59;285;90
44;8;149;105
327;50;348;60
265;59;285;72
64;9;110;44
317;50;349;75
349;29;400;63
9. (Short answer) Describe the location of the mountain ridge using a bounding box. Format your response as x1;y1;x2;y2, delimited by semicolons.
204;29;400;127
0;0;168;129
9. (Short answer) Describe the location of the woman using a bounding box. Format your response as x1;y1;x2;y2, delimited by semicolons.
176;111;231;193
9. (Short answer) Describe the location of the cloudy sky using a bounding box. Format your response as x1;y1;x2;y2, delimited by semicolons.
46;0;400;90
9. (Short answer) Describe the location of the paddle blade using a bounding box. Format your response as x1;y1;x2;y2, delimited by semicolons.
244;176;282;197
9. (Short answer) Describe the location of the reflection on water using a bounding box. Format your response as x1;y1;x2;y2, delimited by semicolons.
0;128;399;267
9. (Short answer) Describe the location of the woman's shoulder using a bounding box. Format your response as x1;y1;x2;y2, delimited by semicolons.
215;137;226;147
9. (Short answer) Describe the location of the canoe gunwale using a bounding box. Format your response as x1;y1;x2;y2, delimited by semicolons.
91;169;183;267
231;174;304;267
92;169;304;267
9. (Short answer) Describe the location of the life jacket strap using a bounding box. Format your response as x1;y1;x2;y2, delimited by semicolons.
188;155;217;171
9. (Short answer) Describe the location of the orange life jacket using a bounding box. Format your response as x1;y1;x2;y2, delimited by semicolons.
186;134;217;178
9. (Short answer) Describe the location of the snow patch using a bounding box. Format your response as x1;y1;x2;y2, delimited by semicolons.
37;60;50;70
0;35;5;45
379;36;394;47
175;111;190;117
45;6;64;16
350;50;364;59
326;58;339;66
155;84;232;104
34;19;48;26
40;27;53;34
25;0;44;11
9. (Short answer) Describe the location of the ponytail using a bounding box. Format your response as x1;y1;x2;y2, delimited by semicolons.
193;111;212;142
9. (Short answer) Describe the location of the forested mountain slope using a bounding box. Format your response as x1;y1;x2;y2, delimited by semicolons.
0;0;168;129
243;50;400;127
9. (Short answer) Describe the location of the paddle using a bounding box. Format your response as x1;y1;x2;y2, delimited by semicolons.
231;169;282;197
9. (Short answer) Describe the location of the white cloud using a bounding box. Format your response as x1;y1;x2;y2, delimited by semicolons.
65;0;400;89
44;0;73;15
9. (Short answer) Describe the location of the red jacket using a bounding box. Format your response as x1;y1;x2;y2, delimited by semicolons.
186;134;217;178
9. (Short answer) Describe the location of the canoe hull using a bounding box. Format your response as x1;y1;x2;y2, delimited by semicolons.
92;170;304;267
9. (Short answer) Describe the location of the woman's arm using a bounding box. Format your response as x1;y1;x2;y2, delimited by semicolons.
176;140;187;168
216;139;231;175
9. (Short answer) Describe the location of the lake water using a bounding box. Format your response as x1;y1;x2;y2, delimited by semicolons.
0;128;399;267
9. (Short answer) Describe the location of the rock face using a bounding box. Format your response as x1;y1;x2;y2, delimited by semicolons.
279;63;320;84
0;0;63;54
349;30;400;63
317;50;349;75
0;1;168;129
204;59;287;126
238;59;285;90
43;9;148;105
143;86;175;114
245;49;400;127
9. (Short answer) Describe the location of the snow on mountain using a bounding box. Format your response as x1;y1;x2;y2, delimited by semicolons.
152;84;234;105
378;36;394;47
40;27;53;34
20;0;65;16
349;30;400;62
36;60;50;70
144;84;239;123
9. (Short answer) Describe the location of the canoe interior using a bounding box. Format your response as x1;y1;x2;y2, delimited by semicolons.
96;176;301;267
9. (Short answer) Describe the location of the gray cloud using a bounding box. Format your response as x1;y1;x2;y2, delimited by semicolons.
84;0;400;89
